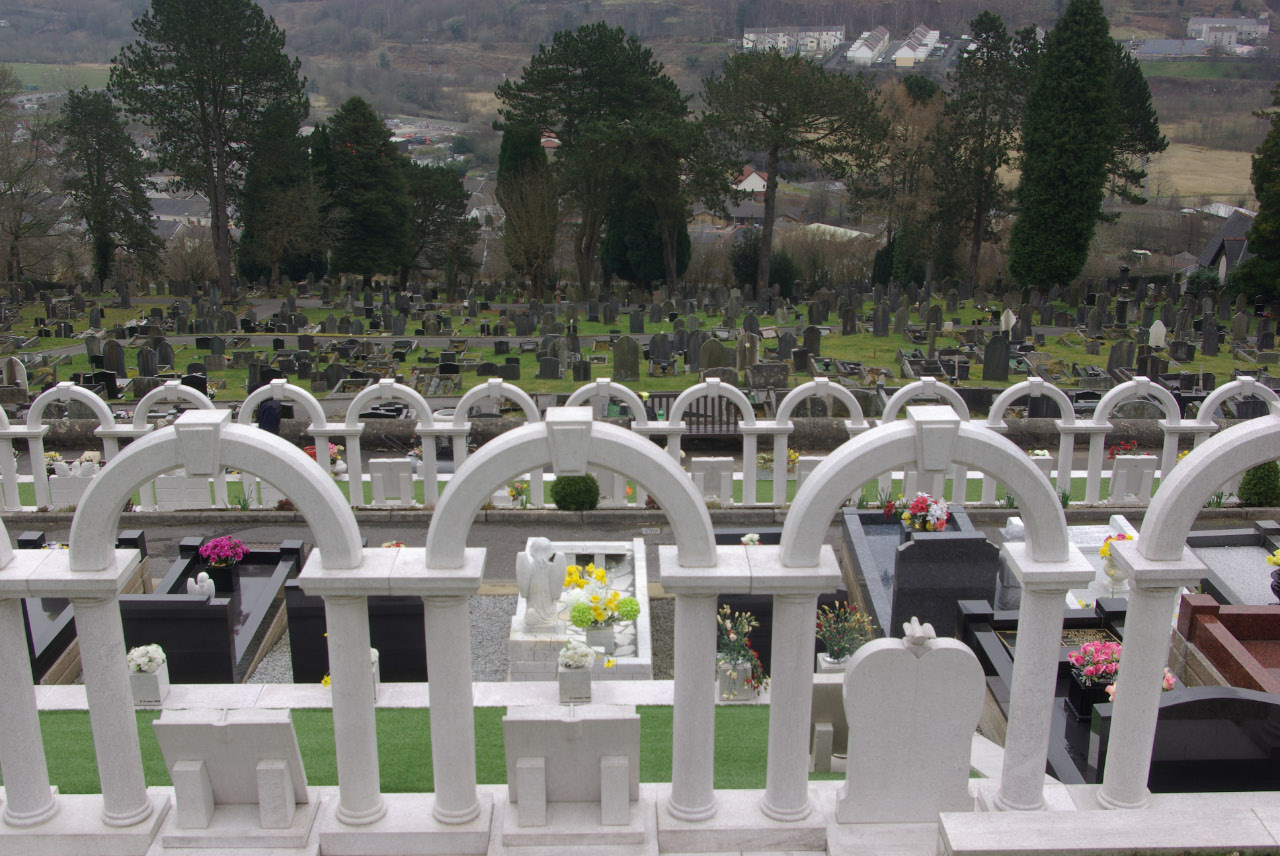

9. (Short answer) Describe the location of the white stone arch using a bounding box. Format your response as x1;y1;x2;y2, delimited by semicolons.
762;378;870;505
235;379;342;503
1092;414;1280;812
564;378;651;507
343;379;439;505
24;381;121;507
660;378;758;505
69;410;362;571
425;408;715;568
982;379;1077;499
0;400;20;509
1193;376;1280;437
1085;377;1185;503
877;378;972;504
129;380;219;510
445;378;544;504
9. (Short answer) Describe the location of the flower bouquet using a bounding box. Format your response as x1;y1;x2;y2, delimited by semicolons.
507;480;530;509
815;601;876;665
557;639;597;703
563;562;640;653
892;493;951;532
127;644;169;705
199;536;248;568
1065;639;1121;720
716;604;767;700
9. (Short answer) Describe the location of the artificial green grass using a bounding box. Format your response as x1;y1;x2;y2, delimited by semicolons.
20;706;787;794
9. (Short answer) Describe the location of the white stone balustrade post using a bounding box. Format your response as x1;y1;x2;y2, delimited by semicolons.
993;543;1094;812
1096;538;1201;810
1084;428;1109;504
0;597;57;827
0;437;19;510
422;594;481;824
761;592;820;821
73;594;154;826
667;592;718;820
323;594;386;825
769;429;789;506
28;434;50;509
740;430;758;506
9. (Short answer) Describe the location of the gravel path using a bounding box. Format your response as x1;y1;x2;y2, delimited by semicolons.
246;594;676;684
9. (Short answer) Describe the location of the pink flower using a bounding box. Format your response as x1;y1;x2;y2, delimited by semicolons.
1067;652;1083;666
1162;669;1176;691
1105;684;1117;700
1083;665;1097;677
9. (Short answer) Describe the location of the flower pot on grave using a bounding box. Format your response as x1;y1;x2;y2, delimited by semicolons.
718;661;752;702
1065;671;1112;721
131;662;170;706
816;652;850;674
1271;568;1280;604
1102;556;1128;596
558;665;591;704
204;561;239;594
585;625;616;654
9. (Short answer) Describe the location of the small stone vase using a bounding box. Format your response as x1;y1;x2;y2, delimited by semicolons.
131;663;170;706
717;661;752;702
585;625;616;654
558;665;591;704
816;652;849;674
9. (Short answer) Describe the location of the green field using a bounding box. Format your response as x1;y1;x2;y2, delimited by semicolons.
1137;60;1265;80
9;62;111;92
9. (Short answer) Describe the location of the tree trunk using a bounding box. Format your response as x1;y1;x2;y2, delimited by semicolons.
967;207;985;286
661;225;678;292
210;160;233;290
755;147;781;300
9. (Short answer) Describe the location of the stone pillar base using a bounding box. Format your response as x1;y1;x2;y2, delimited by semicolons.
318;791;492;856
656;785;827;853
0;791;169;856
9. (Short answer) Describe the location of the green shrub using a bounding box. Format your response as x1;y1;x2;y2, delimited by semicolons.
550;474;600;510
1238;461;1280;507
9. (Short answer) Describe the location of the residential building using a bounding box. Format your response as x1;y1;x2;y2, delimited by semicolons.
1125;39;1207;58
892;24;941;66
1197;209;1254;281
847;27;890;65
1186;16;1269;41
733;166;768;197
742;26;845;56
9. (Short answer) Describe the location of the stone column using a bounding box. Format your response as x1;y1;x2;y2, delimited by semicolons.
993;582;1072;811
1098;582;1182;810
0;598;57;827
668;592;717;820
0;437;21;510
345;435;364;508
73;595;153;826
770;431;788;506
323;595;386;825
1055;431;1077;495
1084;429;1108;504
761;593;819;821
741;432;758;507
422;595;480;824
28;435;50;509
452;424;470;469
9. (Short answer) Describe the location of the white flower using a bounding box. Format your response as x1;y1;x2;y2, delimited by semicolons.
1030;449;1051;458
558;639;597;669
127;644;166;674
740;533;760;545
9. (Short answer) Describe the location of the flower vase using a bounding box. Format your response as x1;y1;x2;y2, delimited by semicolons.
585;625;616;654
204;561;239;594
1271;568;1280;604
717;661;751;702
816;652;849;674
1102;556;1129;596
131;663;170;706
558;665;591;703
1065;671;1113;721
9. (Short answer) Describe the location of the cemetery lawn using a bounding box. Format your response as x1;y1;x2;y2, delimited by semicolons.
28;706;845;793
10;62;112;91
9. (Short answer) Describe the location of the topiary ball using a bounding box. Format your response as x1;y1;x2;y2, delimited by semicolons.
550;474;600;511
1238;461;1280;507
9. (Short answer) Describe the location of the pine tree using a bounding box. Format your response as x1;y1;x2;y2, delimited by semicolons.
1106;44;1167;205
1229;85;1280;300
1009;0;1117;288
496;123;557;298
57;87;162;281
326;97;410;285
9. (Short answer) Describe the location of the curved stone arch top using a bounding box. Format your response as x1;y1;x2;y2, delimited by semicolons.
69;411;362;571
27;381;117;430
425;409;714;568
781;412;1069;567
986;378;1076;428
1194;376;1280;426
236;378;327;429
1140;414;1280;561
131;380;215;430
879;378;971;424
344;378;435;429
564;378;649;428
452;378;540;428
667;378;757;427
1092;376;1181;425
774;378;868;429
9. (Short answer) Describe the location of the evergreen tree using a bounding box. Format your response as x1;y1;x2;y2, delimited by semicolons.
1230;85;1280;300
703;50;884;296
110;0;306;289
1106;43;1167;205
326;97;410;285
399;160;477;289
57;87;161;281
601;191;690;287
1009;0;1117;288
495;123;557;297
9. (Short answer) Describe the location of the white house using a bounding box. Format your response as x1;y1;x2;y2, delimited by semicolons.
892;24;940;65
733;166;768;195
742;26;844;56
847;26;890;64
1187;15;1269;41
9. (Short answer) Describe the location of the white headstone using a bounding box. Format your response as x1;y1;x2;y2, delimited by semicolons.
1000;308;1016;333
836;616;984;823
1148;319;1167;349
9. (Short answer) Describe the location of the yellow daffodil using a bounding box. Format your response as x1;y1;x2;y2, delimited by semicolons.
321;675;331;687
604;659;616;668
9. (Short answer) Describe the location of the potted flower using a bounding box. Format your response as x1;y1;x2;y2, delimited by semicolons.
564;562;640;654
716;605;767;701
815;601;876;672
557;639;597;703
198;536;249;593
507;480;530;509
1100;533;1133;594
1065;639;1121;720
127;644;169;706
43;450;62;475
